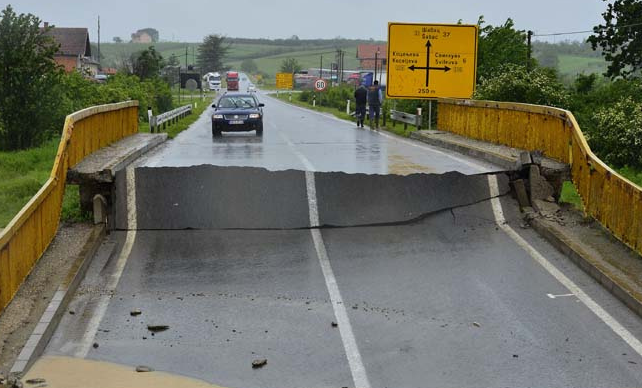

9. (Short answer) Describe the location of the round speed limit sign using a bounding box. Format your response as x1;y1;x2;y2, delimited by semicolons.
314;79;327;91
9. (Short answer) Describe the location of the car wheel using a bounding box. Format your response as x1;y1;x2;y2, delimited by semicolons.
212;124;222;137
256;125;263;136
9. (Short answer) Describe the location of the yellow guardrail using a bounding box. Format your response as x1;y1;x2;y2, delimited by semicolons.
0;101;139;311
438;98;642;256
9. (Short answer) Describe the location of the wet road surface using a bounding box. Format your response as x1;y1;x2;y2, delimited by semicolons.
43;76;642;388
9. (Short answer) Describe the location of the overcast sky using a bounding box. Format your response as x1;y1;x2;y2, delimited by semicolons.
8;0;607;43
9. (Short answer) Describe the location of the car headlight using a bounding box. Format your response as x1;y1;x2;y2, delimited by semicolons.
213;114;223;119
249;113;261;119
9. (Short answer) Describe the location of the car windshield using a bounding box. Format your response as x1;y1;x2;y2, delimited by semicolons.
218;96;256;108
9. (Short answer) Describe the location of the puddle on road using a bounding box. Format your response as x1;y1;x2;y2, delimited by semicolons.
23;356;227;388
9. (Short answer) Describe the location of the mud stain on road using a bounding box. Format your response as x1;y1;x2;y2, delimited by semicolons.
23;356;227;388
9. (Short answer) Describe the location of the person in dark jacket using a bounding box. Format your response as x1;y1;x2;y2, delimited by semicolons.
354;84;368;128
368;80;383;129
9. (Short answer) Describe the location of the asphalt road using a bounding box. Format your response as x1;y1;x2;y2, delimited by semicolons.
44;75;642;388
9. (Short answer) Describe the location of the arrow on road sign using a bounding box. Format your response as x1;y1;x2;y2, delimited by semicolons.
407;40;451;87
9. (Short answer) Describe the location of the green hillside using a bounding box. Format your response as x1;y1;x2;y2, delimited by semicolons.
557;54;607;76
227;46;362;78
95;38;378;77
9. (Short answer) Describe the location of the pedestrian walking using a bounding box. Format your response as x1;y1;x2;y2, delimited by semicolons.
367;80;383;129
354;84;368;128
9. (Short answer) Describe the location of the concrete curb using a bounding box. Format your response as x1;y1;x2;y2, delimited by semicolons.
10;224;107;376
529;216;642;319
106;133;167;177
409;132;516;170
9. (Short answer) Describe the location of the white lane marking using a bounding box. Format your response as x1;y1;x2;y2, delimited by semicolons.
282;133;371;388
266;93;487;173
547;293;575;299
487;174;642;356
311;228;372;388
75;168;137;358
305;171;320;227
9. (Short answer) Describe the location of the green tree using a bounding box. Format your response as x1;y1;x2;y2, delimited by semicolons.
280;57;302;73
197;34;229;73
475;64;569;108
476;17;533;81
0;5;62;150
588;0;642;79
112;36;123;43
590;96;642;167
131;46;164;80
240;58;258;74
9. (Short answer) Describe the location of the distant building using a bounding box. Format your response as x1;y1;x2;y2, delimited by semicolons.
101;67;118;76
357;44;388;70
131;28;159;43
42;23;99;76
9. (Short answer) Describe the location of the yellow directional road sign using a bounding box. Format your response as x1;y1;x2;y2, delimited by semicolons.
276;72;293;89
386;23;478;99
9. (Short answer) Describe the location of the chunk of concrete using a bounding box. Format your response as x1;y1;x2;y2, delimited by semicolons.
512;179;530;208
529;165;554;202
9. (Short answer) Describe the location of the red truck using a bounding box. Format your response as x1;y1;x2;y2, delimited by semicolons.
226;71;239;91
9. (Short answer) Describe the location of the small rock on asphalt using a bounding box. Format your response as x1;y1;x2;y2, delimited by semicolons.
25;378;46;385
130;309;142;316
135;366;153;372
147;324;169;332
472;322;481;328
331;321;338;327
252;359;267;368
92;342;99;349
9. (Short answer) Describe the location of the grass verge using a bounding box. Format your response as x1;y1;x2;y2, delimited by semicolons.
139;95;213;138
273;92;417;138
272;91;354;122
0;139;90;227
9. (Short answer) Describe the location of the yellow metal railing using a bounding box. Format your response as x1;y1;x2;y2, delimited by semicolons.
0;101;139;311
438;98;642;256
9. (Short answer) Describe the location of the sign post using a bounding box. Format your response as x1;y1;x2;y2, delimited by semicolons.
386;23;478;100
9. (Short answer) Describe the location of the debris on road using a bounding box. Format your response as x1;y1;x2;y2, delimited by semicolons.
513;354;519;358
130;309;142;316
331;321;338;327
135;365;154;372
68;310;75;315
147;324;169;332
92;342;99;349
252;359;267;369
25;378;46;385
472;322;481;328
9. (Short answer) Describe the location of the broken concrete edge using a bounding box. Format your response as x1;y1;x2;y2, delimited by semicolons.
9;224;108;377
105;133;168;177
528;214;642;319
66;133;168;184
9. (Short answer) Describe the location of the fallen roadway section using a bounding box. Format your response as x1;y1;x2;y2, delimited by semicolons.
34;166;642;388
112;166;510;230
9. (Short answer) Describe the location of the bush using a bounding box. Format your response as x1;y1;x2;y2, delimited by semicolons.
589;97;642;168
475;64;570;108
52;73;174;128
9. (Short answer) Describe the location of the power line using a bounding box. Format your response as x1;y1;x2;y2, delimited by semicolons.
533;21;642;37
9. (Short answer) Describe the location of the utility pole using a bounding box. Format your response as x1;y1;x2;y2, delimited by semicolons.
320;55;323;79
374;49;379;83
527;30;533;70
97;16;101;66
